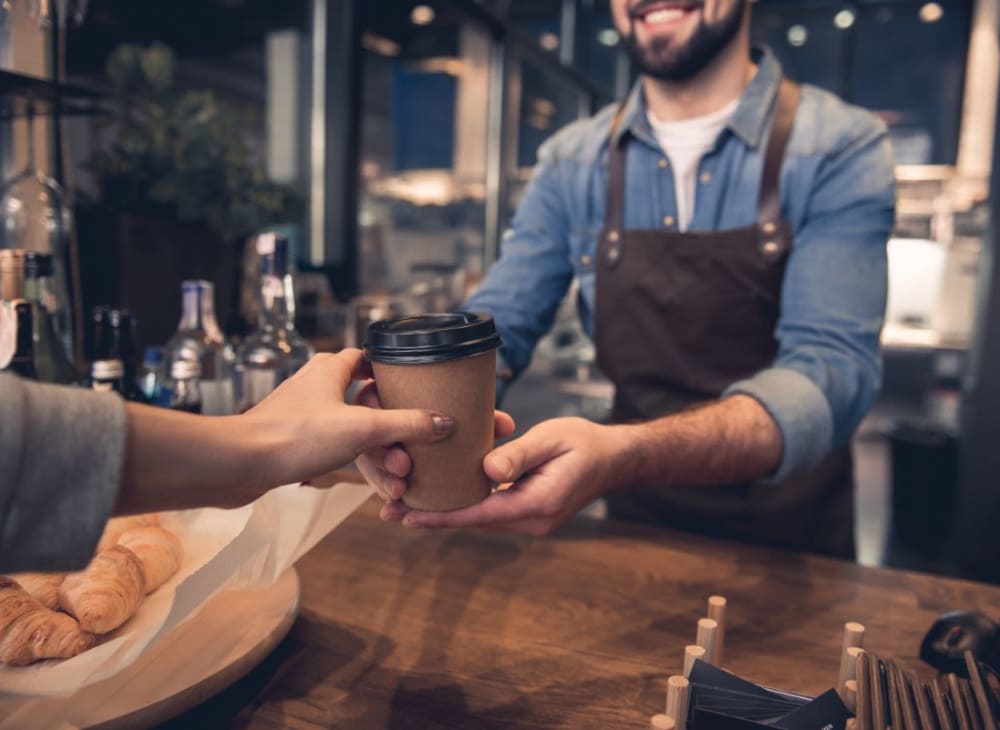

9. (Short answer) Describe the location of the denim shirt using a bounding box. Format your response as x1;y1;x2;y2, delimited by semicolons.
466;48;896;481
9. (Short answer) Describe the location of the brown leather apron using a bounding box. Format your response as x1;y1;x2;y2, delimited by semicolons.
597;79;855;559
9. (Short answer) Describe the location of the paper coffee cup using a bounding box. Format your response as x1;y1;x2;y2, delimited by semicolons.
364;313;502;511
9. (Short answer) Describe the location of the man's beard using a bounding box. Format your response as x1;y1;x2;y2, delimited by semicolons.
623;2;747;82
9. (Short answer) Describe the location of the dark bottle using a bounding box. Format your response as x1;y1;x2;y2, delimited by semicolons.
3;300;38;379
110;309;144;401
89;357;125;394
23;252;76;384
90;306;145;401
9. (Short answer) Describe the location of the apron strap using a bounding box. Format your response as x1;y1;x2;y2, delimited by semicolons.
757;79;801;253
603;76;802;259
602;105;628;262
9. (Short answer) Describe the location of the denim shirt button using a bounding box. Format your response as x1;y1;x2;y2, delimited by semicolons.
763;240;780;256
658;158;669;169
699;171;712;184
581;254;592;265
663;215;675;228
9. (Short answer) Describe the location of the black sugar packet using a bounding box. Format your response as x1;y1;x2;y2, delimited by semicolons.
686;660;851;730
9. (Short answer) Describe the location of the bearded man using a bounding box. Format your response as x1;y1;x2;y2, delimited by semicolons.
364;0;896;559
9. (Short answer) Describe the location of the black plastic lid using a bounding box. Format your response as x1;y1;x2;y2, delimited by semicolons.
364;312;502;364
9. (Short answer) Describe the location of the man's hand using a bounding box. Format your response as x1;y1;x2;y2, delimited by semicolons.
380;417;636;536
354;380;515;503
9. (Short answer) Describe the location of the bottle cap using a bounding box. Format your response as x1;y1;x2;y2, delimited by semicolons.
364;312;502;365
91;358;124;380
170;358;201;379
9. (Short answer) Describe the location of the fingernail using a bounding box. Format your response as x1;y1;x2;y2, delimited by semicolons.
431;414;455;436
494;455;514;481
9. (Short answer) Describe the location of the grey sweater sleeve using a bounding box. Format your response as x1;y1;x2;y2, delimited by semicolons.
0;374;127;573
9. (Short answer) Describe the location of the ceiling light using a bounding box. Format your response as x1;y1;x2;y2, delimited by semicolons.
833;9;855;29
539;32;560;51
411;5;435;25
919;2;944;23
787;25;808;47
597;28;619;47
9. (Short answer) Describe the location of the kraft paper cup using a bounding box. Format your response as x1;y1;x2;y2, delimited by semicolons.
365;312;502;511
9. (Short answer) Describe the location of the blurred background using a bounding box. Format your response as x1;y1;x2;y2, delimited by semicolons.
2;0;1000;580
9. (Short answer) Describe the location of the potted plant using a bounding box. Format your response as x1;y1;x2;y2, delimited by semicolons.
79;42;303;349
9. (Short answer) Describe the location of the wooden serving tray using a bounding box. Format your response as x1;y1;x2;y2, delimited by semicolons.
0;568;300;729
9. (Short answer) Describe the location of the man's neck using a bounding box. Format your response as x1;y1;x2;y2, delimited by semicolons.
642;29;753;122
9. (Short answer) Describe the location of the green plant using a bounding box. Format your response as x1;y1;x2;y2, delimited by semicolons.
85;42;303;241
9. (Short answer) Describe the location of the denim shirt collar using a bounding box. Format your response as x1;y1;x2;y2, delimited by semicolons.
612;46;783;151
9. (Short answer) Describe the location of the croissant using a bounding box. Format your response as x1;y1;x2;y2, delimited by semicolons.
0;578;95;665
96;513;160;554
117;526;183;594
59;546;146;634
9;573;64;610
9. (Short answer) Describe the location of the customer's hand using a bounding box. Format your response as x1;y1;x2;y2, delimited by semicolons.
242;349;456;487
353;381;515;503
379;417;635;535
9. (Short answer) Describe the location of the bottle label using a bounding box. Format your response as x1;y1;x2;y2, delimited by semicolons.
236;367;286;413
201;378;235;416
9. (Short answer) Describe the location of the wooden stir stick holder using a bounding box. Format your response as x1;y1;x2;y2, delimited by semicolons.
684;644;706;677
707;596;727;665
696;617;719;665
839;646;864;700
651;713;676;730
666;675;691;730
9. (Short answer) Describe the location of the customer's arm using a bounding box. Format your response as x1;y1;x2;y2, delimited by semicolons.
1;350;454;573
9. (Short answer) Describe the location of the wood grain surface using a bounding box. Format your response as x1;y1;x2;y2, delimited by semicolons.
163;496;1000;730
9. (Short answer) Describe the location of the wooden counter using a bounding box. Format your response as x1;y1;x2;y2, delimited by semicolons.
164;498;1000;729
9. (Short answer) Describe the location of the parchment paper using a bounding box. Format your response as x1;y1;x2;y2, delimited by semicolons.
0;477;373;699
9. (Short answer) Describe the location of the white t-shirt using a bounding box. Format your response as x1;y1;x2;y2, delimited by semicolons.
647;98;739;231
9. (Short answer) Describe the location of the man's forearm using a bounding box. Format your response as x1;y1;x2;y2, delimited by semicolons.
619;394;783;489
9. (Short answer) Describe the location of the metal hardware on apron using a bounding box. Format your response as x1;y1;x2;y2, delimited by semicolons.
596;79;855;559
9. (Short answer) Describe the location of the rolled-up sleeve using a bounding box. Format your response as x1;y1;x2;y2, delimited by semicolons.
0;374;127;572
725;114;895;481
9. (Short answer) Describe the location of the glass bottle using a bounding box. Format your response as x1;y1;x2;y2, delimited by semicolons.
89;306;139;399
89;357;125;394
0;102;74;357
165;280;235;415
3;300;37;379
23;252;75;384
109;309;144;402
168;358;203;414
234;233;314;413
